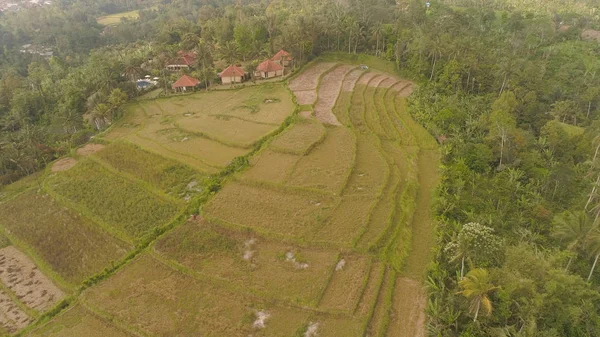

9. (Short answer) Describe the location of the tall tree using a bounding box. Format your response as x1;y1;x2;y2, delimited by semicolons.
458;268;499;322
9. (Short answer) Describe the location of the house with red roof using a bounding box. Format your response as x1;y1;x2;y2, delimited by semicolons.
254;59;284;79
220;64;247;84
271;49;293;67
172;74;200;92
166;51;197;71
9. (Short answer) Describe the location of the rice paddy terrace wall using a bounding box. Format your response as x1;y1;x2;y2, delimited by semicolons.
0;58;439;337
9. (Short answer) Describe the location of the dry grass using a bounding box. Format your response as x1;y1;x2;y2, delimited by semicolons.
155;222;339;306
355;261;385;317
94;142;205;199
318;255;370;312
311;314;364;337
343;134;389;197
203;181;337;239
311;195;375;246
287;126;355;194
46;160;181;240
289;62;337;91
177;113;277;148
270;118;326;155
0;190;129;284
83;254;310;336
27;304;135;337
242;150;300;184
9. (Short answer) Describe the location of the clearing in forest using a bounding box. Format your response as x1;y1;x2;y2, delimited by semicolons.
6;57;438;336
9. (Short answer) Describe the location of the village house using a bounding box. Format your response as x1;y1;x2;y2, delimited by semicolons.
172;74;200;92
220;64;247;84
166;51;197;71
254;59;284;79
271;49;293;67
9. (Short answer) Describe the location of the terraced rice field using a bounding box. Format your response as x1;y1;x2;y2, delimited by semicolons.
0;58;438;336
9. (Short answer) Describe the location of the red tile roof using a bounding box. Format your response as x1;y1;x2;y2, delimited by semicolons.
168;51;196;66
220;64;246;77
256;59;284;72
272;49;293;61
172;75;200;88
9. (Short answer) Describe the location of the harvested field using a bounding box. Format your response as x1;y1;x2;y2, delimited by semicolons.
0;289;31;334
287;126;355;194
46;160;181;240
94;142;205;199
128;131;244;171
0;246;63;311
177;114;277;148
356;72;378;86
83;254;310;336
289;62;337;91
343;134;389;197
312;315;364;337
318;255;370;312
270;118;326;155
314;65;355;126
387;277;426;337
379;77;397;88
242;150;299;184
333;92;352;127
342;69;364;92
27;305;134;337
365;269;394;337
76;144;105;157
155;222;339;306
355;262;385;317
312;195;375;246
102;104;145;140
0;190;129;284
204;181;337;238
293;90;318;105
51;158;76;172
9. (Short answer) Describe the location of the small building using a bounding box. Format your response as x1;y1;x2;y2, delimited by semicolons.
255;59;284;79
172;75;200;92
220;64;247;84
271;49;293;67
166;51;197;71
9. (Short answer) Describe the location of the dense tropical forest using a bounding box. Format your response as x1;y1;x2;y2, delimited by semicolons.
1;0;600;335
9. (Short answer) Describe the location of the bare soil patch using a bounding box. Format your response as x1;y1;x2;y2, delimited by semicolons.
294;90;318;105
342;69;364;92
0;246;64;311
0;290;31;334
379;77;397;88
388;277;426;337
356;72;378;86
51;158;77;172
314;65;354;125
368;74;387;88
289;62;336;91
582;29;600;42
76;144;105;156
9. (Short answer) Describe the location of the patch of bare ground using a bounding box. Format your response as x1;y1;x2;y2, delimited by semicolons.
299;111;313;119
368;74;387;88
0;290;31;334
294;90;318;105
0;246;64;311
289;62;337;91
582;29;600;42
76;144;105;156
342;69;364;92
314;65;355;125
379;77;397;88
356;72;378;86
51;158;77;172
387;277;426;337
391;81;415;97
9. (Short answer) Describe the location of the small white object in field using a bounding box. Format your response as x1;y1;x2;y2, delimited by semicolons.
305;322;319;337
286;251;309;269
253;310;270;329
335;259;346;271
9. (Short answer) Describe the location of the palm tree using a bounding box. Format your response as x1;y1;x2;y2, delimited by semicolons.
220;41;239;64
586;227;600;282
458;268;499;322
553;211;594;271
